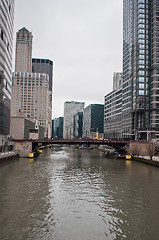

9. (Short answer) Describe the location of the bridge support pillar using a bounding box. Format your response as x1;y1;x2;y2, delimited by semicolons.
14;141;32;157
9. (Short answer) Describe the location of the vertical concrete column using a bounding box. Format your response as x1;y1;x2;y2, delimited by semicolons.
14;141;32;157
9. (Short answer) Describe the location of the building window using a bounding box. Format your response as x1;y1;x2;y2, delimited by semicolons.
139;77;144;82
139;71;145;76
139;83;144;89
139;90;144;95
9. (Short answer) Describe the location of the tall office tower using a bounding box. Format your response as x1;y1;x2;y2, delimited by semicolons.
104;73;123;139
15;27;33;72
32;58;53;123
11;72;50;137
52;117;63;139
32;59;53;91
122;0;159;140
0;0;15;148
82;104;104;139
63;101;85;139
12;28;52;138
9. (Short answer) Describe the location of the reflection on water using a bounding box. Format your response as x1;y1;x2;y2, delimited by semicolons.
0;146;159;240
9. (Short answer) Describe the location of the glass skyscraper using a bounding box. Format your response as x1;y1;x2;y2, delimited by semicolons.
123;0;159;140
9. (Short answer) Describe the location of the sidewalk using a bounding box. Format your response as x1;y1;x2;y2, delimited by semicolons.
138;156;159;162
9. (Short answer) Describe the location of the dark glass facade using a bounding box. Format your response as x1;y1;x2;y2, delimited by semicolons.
32;58;53;91
83;104;104;138
0;98;10;135
52;117;63;139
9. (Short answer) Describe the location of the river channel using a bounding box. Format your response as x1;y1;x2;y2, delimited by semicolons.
0;146;159;240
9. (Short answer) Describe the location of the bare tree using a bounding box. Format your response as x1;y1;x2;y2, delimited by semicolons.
127;142;141;156
127;142;156;160
145;141;155;160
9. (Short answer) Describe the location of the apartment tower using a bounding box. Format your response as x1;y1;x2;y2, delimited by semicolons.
0;0;15;148
122;0;159;139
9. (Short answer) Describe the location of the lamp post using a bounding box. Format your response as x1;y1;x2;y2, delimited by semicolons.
147;125;151;141
135;129;138;141
132;129;138;141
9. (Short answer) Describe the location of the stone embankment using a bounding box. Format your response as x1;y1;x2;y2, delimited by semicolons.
132;156;159;167
0;151;19;162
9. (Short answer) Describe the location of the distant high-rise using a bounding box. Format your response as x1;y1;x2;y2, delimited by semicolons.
32;58;53;124
74;112;83;138
15;27;33;72
52;117;63;139
63;101;85;139
82;104;104;139
32;58;53;91
0;0;15;147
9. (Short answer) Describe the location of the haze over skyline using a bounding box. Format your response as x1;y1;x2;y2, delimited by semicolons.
13;0;123;118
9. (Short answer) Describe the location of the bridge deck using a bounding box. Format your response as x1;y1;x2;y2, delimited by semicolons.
13;139;131;145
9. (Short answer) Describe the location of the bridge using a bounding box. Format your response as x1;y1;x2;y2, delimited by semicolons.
13;138;133;156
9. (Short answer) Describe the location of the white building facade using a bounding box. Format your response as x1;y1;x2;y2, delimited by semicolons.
11;72;51;138
104;73;123;139
0;0;15;149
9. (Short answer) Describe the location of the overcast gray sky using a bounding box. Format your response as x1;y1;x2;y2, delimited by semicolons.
14;0;123;118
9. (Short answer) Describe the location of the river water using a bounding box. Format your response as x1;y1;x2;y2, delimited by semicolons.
0;146;159;240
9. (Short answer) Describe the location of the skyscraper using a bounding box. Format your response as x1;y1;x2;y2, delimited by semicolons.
0;0;15;148
32;58;53;128
52;117;63;139
122;0;159;140
15;27;33;72
104;1;159;140
12;28;52;138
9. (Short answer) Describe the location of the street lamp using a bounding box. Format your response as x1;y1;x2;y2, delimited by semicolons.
147;125;151;141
